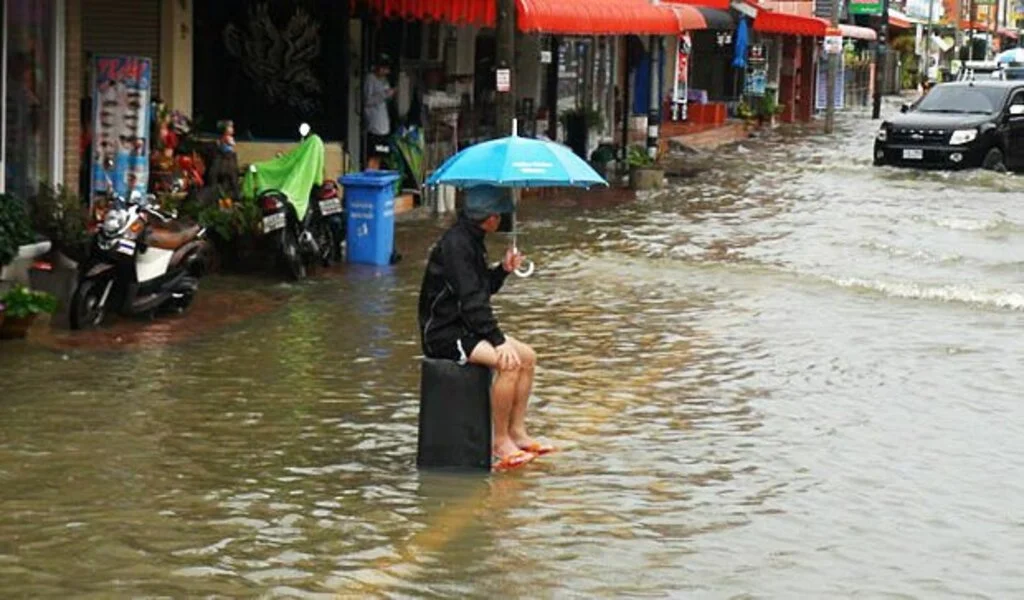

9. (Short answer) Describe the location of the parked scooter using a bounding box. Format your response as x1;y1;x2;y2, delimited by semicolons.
249;123;339;280
70;171;209;329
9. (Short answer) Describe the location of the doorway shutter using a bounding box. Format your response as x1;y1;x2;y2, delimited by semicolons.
82;0;161;97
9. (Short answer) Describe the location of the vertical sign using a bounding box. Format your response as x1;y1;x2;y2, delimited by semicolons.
91;55;152;204
816;53;846;110
673;34;691;121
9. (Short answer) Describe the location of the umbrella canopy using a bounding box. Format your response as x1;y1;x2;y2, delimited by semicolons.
427;129;608;189
996;48;1024;64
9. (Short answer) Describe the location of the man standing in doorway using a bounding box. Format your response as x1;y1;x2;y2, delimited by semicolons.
364;55;395;169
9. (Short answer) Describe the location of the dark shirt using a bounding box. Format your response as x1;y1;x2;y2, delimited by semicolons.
417;213;509;356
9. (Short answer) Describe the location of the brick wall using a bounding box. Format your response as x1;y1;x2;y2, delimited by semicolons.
63;0;82;193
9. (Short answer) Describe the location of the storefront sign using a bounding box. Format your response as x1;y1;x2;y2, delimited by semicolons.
848;0;883;15
824;35;844;54
745;68;768;96
90;55;152;203
496;68;511;92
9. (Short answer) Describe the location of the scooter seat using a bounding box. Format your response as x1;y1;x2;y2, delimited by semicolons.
147;224;202;250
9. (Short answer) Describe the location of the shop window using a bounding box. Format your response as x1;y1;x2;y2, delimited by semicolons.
5;0;56;200
193;0;349;141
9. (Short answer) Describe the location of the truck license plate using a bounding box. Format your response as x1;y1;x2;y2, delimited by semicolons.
903;149;923;160
262;212;286;232
320;198;342;216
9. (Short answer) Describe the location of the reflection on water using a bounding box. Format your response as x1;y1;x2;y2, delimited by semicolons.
4;104;1024;597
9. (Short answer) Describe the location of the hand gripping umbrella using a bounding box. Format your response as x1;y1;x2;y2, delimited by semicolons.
426;120;608;277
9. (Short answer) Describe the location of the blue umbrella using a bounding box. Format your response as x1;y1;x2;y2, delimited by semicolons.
427;120;608;277
732;18;749;69
996;48;1024;64
427;122;608;189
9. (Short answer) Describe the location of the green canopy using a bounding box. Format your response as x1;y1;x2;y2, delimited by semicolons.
241;134;325;219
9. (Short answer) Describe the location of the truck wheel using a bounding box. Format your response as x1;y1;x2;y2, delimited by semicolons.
982;147;1006;172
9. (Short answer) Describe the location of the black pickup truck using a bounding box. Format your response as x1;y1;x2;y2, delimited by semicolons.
874;80;1024;171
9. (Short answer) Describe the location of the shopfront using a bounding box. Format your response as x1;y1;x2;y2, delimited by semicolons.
1;0;65;201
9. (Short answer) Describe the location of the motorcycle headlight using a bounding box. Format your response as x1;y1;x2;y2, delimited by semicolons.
949;129;978;145
876;128;888;142
102;209;126;235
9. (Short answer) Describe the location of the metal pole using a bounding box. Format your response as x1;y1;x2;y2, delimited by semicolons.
825;0;840;133
647;36;661;160
873;0;891;119
496;0;516;135
925;0;935;83
968;0;976;60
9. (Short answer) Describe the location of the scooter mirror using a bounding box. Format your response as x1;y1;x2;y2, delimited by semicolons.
299;123;311;138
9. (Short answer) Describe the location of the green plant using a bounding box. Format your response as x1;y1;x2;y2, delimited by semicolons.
627;145;655;168
160;188;261;242
0;284;57;319
736;99;756;121
0;194;34;268
29;184;91;263
758;94;780;118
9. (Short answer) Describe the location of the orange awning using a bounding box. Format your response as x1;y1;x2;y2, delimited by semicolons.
668;4;708;31
362;0;682;35
662;0;732;10
754;10;829;36
517;0;681;35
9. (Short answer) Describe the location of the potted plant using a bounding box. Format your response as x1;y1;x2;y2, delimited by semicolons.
29;184;91;264
627;145;664;191
0;193;35;278
0;284;57;339
759;94;782;128
736;99;757;131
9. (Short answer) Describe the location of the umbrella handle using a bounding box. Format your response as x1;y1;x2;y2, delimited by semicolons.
514;259;535;278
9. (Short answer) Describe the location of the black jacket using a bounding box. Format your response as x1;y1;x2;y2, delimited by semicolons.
418;214;510;355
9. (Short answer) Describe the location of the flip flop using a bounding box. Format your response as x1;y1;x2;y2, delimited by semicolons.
521;442;556;456
492;450;536;472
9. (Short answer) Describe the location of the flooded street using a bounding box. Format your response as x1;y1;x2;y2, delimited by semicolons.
4;103;1024;598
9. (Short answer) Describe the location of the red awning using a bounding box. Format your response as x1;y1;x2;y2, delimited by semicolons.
668;4;709;31
362;0;495;25
887;9;912;29
662;0;732;10
362;0;681;35
517;0;681;35
999;27;1019;40
753;10;829;36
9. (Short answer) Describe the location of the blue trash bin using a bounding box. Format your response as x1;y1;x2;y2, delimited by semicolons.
339;170;401;266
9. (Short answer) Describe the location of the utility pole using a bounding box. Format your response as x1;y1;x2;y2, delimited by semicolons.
495;0;516;135
872;0;891;119
968;0;976;60
925;0;935;83
825;0;841;133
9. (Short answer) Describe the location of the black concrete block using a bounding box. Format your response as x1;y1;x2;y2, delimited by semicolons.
416;358;492;471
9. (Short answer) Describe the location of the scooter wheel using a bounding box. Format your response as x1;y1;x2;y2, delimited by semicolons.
70;278;109;330
279;229;306;281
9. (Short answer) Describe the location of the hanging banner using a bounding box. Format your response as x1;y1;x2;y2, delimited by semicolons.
815;54;846;110
673;34;692;121
90;55;153;204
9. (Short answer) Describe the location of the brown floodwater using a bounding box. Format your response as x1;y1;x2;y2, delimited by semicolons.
3;103;1024;598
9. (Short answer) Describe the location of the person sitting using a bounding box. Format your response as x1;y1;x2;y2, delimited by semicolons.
417;185;554;470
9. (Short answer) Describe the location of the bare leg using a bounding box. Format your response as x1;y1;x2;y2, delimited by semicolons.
468;341;523;459
505;337;541;449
